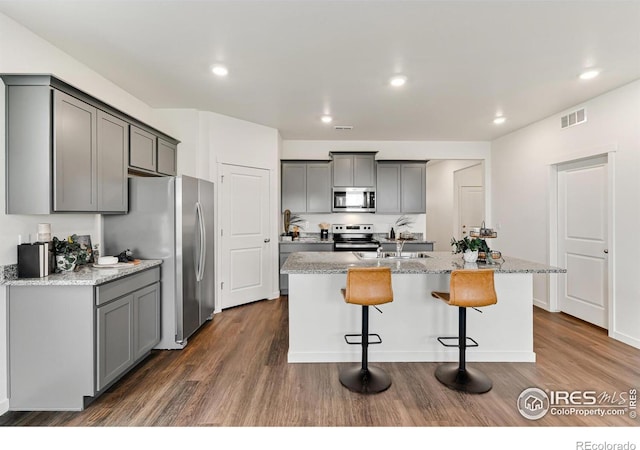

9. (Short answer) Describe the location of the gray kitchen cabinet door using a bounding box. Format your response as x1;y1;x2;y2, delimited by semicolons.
376;163;401;214
157;138;177;176
332;154;354;187
97;111;128;212
306;162;331;213
97;294;134;391
354;154;376;187
133;283;160;360
129;125;157;172
282;162;307;212
401;163;426;213
53;90;98;212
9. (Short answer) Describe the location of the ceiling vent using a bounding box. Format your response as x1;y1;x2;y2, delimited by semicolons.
333;125;353;131
561;108;586;129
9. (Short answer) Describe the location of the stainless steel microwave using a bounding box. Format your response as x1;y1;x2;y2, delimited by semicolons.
332;187;376;213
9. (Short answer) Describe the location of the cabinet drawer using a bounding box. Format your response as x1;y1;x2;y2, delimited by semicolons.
96;267;160;306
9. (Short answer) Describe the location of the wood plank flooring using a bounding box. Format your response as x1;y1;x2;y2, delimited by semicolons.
1;296;638;427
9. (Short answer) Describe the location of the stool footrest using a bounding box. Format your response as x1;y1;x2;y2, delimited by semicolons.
437;336;479;348
344;333;382;345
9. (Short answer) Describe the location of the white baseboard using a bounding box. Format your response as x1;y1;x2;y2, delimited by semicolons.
609;330;640;350
0;398;9;416
287;350;537;363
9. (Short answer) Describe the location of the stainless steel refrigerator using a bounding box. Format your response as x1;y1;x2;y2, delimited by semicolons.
103;175;215;349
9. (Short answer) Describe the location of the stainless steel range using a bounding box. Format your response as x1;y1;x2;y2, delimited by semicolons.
332;224;380;252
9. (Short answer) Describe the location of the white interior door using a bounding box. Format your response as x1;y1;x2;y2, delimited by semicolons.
220;164;271;309
455;164;484;239
459;186;484;238
557;156;608;328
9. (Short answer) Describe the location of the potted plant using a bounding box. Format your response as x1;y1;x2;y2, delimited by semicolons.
52;234;91;271
450;236;490;263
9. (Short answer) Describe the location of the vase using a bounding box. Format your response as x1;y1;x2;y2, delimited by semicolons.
462;250;478;263
56;254;77;272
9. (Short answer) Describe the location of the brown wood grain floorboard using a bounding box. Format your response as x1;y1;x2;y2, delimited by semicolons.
1;297;638;427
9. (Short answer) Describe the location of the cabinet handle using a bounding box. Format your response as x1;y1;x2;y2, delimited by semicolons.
604;249;608;254
264;238;271;243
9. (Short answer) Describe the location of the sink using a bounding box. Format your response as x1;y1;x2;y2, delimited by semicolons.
354;251;430;260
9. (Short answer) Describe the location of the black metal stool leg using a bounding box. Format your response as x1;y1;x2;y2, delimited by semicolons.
339;305;391;394
435;307;492;394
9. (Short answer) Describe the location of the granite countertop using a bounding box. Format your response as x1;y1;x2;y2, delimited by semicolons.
1;259;163;286
281;251;566;275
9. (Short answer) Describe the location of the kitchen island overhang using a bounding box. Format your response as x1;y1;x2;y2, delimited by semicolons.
281;252;565;364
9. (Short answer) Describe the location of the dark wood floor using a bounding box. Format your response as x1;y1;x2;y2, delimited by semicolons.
1;296;639;427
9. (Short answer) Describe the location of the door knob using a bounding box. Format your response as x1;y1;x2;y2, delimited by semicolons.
264;238;271;243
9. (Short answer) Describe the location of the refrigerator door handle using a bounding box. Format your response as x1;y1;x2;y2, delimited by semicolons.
195;201;206;282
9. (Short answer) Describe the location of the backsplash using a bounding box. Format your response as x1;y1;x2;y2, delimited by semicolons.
286;213;426;237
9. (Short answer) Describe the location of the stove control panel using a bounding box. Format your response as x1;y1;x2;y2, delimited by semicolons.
332;224;374;234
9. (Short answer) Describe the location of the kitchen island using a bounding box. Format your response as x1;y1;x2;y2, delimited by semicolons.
281;251;564;363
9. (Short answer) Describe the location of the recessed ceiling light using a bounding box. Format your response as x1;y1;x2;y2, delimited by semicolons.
493;116;506;125
321;115;333;124
211;65;229;77
389;75;407;87
579;68;600;80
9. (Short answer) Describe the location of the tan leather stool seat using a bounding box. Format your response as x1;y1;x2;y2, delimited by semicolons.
339;267;394;394
431;269;497;394
342;266;394;306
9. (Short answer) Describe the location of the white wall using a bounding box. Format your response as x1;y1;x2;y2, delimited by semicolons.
426;160;483;251
492;80;640;348
282;140;490;161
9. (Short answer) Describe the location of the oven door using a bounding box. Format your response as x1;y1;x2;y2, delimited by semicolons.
333;241;380;252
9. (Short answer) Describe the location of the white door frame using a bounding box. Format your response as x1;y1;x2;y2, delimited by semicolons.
548;146;616;333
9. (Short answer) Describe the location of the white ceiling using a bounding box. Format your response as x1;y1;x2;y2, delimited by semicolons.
1;0;639;141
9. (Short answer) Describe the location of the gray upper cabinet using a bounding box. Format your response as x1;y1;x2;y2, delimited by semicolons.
281;161;331;213
53;91;98;212
306;163;331;212
331;153;376;187
376;161;426;213
97;111;128;212
376;163;402;214
157;138;177;176
401;163;426;213
1;74;179;214
129;125;157;172
282;163;307;212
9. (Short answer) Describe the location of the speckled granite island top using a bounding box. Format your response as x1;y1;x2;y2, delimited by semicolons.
281;251;565;275
2;259;162;286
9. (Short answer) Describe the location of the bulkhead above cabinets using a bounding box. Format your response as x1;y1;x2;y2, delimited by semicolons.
1;74;179;214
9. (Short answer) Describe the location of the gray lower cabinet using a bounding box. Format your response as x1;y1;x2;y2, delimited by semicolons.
280;242;333;294
380;242;434;252
281;161;331;213
8;267;160;411
376;161;426;213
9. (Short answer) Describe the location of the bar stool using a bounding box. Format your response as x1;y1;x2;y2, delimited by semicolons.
339;267;394;394
431;269;497;394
